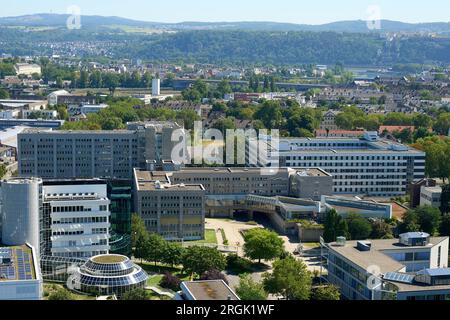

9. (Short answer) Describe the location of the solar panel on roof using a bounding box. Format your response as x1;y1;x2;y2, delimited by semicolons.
384;272;415;284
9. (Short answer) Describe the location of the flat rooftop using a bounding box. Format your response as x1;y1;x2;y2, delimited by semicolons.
278;137;425;155
329;242;405;274
0;245;36;282
21;128;134;135
134;170;204;192
421;186;442;193
182;280;240;300
173;167;330;177
328;237;448;274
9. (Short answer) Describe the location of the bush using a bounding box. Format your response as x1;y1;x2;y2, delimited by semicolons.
121;288;149;300
47;287;74;300
200;269;229;285
160;272;182;291
226;254;253;274
220;228;228;245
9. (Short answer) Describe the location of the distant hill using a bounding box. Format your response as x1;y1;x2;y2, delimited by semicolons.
0;13;449;33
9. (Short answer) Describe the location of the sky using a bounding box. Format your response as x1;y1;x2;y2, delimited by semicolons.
0;0;449;24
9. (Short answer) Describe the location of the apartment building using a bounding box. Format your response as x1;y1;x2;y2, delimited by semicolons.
319;110;341;131
41;180;111;259
267;132;425;197
133;169;206;241
17;121;185;180
14;63;41;76
325;233;450;300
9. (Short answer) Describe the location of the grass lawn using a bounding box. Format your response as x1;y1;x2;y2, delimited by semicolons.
147;274;164;287
138;262;191;283
302;242;321;249
185;229;218;245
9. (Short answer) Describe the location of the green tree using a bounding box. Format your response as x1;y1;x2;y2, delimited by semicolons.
181;246;227;277
323;209;349;243
78;70;89;89
254;100;283;129
310;285;340;301
0;165;7;179
216;80;232;98
400;206;442;235
161;242;185;267
433;113;450;135
131;214;148;261
145;233;165;266
413;137;450;183
441;184;450;214
440;214;450;237
370;219;394;239
416;206;442;235
243;228;285;264
263;256;312;300
103;73;120;96
236;274;268;300
0;88;10;99
347;214;373;240
176;109;201;131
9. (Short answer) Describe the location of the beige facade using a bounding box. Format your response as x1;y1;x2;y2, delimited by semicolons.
133;169;205;240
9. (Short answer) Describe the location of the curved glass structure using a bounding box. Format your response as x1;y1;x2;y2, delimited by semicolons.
72;255;148;297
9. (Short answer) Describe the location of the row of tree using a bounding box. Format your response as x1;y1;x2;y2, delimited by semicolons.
334;105;450;137
324;199;450;244
60;97;200;131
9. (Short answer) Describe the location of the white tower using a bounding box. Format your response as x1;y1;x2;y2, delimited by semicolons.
1;178;42;256
152;78;161;96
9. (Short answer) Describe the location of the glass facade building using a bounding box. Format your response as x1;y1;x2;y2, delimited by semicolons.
107;180;133;256
71;255;148;297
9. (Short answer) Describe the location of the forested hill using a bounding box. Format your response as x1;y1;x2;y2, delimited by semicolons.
1;14;450;33
1;27;450;66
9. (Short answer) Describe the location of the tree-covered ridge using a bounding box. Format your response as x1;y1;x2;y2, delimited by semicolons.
1;28;450;65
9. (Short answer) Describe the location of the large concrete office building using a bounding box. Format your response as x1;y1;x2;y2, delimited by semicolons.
264;132;426;197
325;233;450;300
169;167;333;201
17;121;185;180
133;167;333;238
133;169;206;241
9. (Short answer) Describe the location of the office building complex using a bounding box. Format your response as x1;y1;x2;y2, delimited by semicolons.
133;167;334;237
133;169;206;240
265;132;425;197
41;180;111;259
325;233;450;300
17;121;185;180
0;244;42;300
